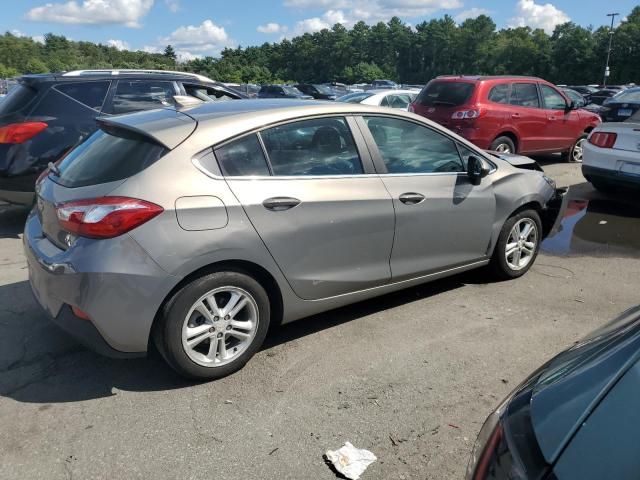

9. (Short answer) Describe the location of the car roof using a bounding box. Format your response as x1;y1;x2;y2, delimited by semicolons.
100;99;433;150
19;69;218;85
435;75;544;82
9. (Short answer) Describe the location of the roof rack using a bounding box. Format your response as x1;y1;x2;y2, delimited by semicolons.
61;69;214;83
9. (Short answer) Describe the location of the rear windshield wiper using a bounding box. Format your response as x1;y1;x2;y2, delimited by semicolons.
47;161;61;177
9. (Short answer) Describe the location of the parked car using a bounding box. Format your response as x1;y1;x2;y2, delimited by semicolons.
561;88;587;108
294;84;337;100
0;69;244;206
371;79;399;89
582;121;640;192
467;305;640;480
588;88;620;106
565;85;599;97
599;87;640;122
337;89;417;110
410;75;601;162
26;99;561;379
257;85;313;99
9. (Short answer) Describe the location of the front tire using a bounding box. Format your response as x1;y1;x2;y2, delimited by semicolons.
490;210;542;280
156;271;271;380
563;134;587;163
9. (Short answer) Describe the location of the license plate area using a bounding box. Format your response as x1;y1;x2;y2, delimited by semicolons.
620;162;640;177
618;109;632;117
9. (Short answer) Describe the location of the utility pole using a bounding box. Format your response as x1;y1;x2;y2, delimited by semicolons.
603;12;619;87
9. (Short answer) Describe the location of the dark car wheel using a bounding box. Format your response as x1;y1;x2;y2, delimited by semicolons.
563;134;587;163
490;136;516;154
155;271;271;380
490;209;542;280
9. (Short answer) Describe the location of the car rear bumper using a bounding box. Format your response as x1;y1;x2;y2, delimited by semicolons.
23;211;178;356
582;164;640;188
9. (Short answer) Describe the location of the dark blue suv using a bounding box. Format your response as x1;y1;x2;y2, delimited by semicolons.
0;69;244;206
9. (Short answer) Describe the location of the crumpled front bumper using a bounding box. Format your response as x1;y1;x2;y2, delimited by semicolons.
541;187;568;238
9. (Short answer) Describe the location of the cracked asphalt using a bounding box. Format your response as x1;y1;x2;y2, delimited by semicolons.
1;159;639;480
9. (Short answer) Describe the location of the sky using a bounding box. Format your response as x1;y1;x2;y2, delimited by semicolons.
0;0;636;61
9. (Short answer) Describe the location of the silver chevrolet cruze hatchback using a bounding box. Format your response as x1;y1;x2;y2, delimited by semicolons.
25;99;560;379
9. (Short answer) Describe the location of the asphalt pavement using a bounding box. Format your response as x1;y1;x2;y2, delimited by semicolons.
1;160;639;479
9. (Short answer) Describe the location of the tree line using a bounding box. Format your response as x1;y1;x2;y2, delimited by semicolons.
1;6;639;86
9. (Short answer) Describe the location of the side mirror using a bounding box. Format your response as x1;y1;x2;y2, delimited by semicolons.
467;155;490;186
567;100;576;111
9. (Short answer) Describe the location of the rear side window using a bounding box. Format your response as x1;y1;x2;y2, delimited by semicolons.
215;134;271;176
0;84;38;117
54;81;110;110
416;81;475;107
111;80;176;114
488;84;510;104
510;83;540;108
540;85;567;110
260;117;363;176
53;127;168;188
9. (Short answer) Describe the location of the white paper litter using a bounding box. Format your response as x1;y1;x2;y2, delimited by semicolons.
325;442;377;480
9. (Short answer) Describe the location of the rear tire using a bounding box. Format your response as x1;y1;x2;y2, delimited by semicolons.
490;136;516;154
490;209;542;280
155;271;270;380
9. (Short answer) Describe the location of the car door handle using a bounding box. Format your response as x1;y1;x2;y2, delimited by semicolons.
511;113;520;118
399;192;425;205
548;116;557;121
262;197;301;211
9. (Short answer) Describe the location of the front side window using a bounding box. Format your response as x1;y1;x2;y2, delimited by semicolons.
363;116;465;174
54;81;110;110
260;117;363;176
488;84;510;104
215;134;271;177
540;85;567;110
111;80;176;114
510;83;540;108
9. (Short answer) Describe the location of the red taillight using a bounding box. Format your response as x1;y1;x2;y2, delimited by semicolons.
71;305;91;321
589;132;617;148
451;108;484;120
56;196;163;239
472;423;504;480
0;122;48;144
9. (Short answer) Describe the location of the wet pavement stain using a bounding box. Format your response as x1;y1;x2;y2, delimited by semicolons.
542;184;640;258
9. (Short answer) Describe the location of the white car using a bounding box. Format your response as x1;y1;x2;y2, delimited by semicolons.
337;89;417;111
582;120;640;192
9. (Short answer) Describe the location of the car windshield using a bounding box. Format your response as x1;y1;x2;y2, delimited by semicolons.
313;84;333;94
0;83;37;117
612;89;640;103
337;92;374;103
416;81;475;107
283;86;303;95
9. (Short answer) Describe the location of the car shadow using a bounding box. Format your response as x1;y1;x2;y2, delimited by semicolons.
0;204;30;239
0;271;478;403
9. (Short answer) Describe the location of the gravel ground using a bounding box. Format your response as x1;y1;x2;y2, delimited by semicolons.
1;160;638;480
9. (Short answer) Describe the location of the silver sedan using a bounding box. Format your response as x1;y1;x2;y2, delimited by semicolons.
25;99;561;379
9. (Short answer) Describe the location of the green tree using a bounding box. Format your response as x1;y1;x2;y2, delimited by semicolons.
163;45;177;62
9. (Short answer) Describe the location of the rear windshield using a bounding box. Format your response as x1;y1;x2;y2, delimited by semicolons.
0;84;38;117
51;126;168;188
613;90;640;103
338;92;373;103
416;81;475;107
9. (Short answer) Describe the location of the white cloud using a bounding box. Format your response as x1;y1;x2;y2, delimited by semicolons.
165;0;180;12
159;19;232;55
9;29;46;44
25;0;154;28
32;35;46;44
508;0;569;34
142;45;162;53
257;22;287;34
107;39;130;50
454;7;490;22
175;50;200;62
293;10;350;34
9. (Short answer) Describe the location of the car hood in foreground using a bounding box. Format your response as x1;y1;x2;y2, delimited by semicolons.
529;305;640;463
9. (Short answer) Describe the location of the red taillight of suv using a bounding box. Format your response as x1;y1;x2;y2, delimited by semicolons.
451;108;485;120
0;122;48;144
56;197;164;239
588;132;617;148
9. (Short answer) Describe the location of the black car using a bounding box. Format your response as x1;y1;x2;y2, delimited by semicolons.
467;305;640;480
561;88;587;108
599;87;640;122
0;69;244;206
257;85;313;99
294;83;337;100
565;85;599;97
588;89;620;106
371;79;399;89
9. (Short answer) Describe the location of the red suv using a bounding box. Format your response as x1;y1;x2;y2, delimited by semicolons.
409;76;601;162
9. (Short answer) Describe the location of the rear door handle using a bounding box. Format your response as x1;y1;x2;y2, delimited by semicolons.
399;192;425;205
548;116;557;121
262;197;301;211
511;113;520;118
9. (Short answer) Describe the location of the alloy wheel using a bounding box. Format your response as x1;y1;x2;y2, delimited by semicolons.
495;143;512;154
571;138;585;162
181;287;259;367
505;218;538;271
